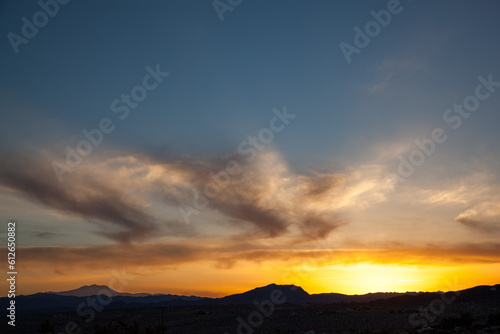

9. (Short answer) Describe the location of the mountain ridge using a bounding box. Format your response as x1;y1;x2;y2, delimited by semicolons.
4;283;499;315
46;282;462;299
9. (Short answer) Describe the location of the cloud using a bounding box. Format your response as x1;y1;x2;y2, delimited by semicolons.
404;173;500;234
156;150;339;239
455;202;500;233
16;240;500;275
416;173;490;206
0;147;393;244
33;232;65;239
0;150;161;243
17;243;204;272
154;150;392;241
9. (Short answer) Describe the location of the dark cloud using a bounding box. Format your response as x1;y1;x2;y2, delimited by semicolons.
0;148;352;244
213;203;289;237
0;152;159;243
150;150;346;241
17;241;500;273
301;174;344;201
18;243;204;270
455;217;500;233
33;232;65;239
299;214;343;241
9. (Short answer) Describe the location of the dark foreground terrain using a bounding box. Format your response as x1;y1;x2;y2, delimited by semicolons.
6;284;500;333
12;302;500;334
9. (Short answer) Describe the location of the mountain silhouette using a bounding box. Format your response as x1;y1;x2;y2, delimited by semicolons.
219;283;310;304
3;283;499;315
51;284;121;297
51;284;153;297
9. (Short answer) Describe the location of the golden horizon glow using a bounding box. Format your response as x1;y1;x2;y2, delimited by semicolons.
6;258;500;298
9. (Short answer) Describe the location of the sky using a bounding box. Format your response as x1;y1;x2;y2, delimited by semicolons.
1;0;500;297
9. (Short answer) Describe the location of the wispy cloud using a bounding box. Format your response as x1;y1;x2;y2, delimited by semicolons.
455;201;500;233
0;150;161;243
17;240;500;274
416;173;491;206
0;147;394;244
152;150;394;241
367;58;426;94
33;232;66;239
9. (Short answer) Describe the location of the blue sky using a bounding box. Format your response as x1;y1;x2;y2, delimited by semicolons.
1;0;500;295
2;0;498;160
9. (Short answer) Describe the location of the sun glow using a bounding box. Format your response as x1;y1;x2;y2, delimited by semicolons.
307;264;444;295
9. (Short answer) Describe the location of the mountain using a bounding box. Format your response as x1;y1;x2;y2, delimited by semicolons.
51;284;122;297
219;283;310;304
52;284;154;297
368;284;500;307
3;283;499;315
455;284;500;303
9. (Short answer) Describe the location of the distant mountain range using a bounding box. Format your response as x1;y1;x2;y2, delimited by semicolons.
48;283;412;302
3;283;499;315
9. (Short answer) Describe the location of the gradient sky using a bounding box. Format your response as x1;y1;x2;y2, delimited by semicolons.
1;0;500;297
